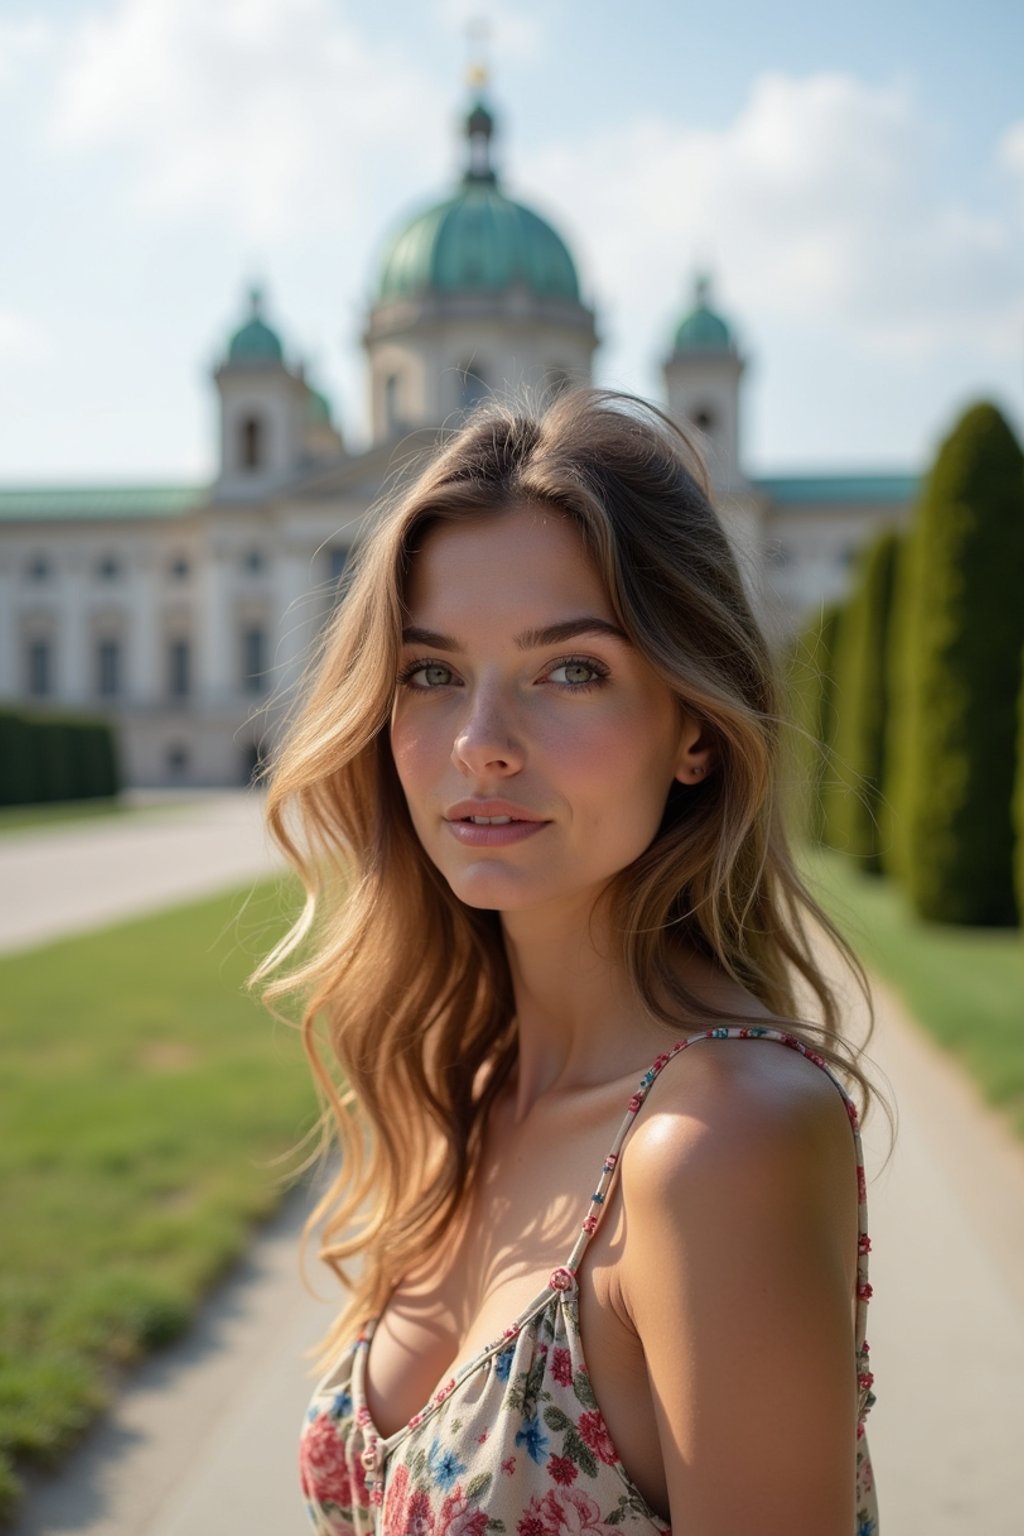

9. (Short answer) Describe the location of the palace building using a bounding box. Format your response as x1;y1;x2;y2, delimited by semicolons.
0;90;917;787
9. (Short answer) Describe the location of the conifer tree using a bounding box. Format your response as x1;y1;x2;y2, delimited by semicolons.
905;402;1024;925
784;603;844;844
825;530;900;868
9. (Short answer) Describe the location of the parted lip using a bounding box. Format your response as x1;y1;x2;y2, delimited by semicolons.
445;799;548;822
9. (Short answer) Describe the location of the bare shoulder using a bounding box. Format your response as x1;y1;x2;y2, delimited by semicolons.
626;1028;855;1180
619;1028;861;1301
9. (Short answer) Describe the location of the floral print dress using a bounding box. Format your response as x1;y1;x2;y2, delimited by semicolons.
299;1027;879;1536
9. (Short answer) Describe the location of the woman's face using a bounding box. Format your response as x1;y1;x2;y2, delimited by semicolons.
389;503;709;918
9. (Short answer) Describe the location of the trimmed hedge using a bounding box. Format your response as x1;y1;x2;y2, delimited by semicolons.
903;402;1024;926
0;709;120;807
824;530;901;868
784;602;845;844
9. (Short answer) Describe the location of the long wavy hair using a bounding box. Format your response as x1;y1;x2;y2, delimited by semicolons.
250;387;893;1367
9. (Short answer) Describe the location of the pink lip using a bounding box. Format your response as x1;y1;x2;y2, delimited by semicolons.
446;800;546;822
444;800;550;849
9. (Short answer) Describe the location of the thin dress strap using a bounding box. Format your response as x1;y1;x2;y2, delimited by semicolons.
551;1024;877;1438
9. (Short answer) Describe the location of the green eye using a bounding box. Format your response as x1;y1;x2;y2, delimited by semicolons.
548;659;607;687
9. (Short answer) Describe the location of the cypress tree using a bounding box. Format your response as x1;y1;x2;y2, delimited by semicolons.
905;402;1024;925
783;602;844;844
824;530;901;868
880;514;923;884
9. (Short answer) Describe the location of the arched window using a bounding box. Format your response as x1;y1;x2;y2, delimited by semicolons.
97;553;120;580
169;554;190;581
168;638;191;699
27;553;50;582
240;415;264;470
165;743;189;779
243;625;267;694
97;638;121;697
458;364;488;411
243;547;266;575
27;638;51;696
384;374;401;434
692;404;716;434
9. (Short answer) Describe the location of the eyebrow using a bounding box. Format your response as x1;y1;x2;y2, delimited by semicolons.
400;617;630;652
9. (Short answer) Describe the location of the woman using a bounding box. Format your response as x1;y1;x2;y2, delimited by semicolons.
254;389;885;1536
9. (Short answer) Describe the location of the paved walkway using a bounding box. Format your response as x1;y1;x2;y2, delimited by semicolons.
0;790;285;955
5;796;1024;1534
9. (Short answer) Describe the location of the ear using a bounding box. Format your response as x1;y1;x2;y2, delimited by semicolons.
674;716;715;786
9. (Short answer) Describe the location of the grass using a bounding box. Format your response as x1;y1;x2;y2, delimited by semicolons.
0;877;318;1525
802;845;1024;1142
0;798;189;837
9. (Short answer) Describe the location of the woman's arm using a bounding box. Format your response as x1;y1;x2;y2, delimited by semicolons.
619;1043;859;1536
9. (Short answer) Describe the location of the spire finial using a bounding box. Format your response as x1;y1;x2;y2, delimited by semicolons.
462;21;497;187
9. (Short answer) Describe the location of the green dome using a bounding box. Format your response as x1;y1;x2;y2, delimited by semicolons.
305;384;333;425
375;98;581;305
672;276;734;354
227;287;284;365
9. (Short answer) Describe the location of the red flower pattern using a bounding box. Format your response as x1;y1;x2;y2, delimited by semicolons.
548;1455;579;1486
577;1411;618;1466
550;1348;573;1387
299;1415;353;1509
298;1025;876;1536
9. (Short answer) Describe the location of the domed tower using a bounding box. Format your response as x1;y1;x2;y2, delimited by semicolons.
663;274;746;491
363;84;597;441
213;287;342;495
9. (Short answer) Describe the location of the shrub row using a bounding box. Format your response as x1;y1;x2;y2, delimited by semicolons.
0;709;120;806
792;400;1024;928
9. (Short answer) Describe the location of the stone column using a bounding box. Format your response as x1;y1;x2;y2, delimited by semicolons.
199;540;235;709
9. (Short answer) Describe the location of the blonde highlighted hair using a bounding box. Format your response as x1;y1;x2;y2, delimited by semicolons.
251;388;892;1367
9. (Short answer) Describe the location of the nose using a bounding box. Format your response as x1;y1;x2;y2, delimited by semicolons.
451;685;524;777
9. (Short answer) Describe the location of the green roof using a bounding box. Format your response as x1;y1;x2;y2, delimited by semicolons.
0;486;203;522
672;275;734;355
754;474;920;506
227;286;284;365
375;96;581;305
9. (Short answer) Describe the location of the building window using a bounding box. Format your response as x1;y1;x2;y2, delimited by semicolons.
384;373;401;434
241;415;264;470
243;547;266;575
168;638;190;699
692;404;716;434
27;638;51;696
457;363;488;411
169;554;190;580
97;638;121;697
27;553;50;582
243;626;266;694
328;546;348;591
165;743;189;778
97;554;120;580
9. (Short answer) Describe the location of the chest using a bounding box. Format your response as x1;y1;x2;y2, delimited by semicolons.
362;1097;636;1439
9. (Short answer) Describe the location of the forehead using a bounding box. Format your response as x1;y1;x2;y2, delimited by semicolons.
404;503;611;623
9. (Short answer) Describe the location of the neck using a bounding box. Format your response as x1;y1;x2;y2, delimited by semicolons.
498;891;664;1120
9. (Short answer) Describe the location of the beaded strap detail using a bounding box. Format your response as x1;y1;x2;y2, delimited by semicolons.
561;1025;877;1434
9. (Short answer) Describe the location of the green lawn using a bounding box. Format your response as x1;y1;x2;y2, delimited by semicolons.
802;846;1024;1142
0;877;317;1524
0;798;188;837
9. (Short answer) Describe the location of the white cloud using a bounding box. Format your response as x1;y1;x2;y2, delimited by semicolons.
524;72;1024;370
48;0;449;241
0;16;56;89
0;310;52;367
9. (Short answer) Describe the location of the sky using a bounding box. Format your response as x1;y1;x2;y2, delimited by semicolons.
1;0;1022;482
